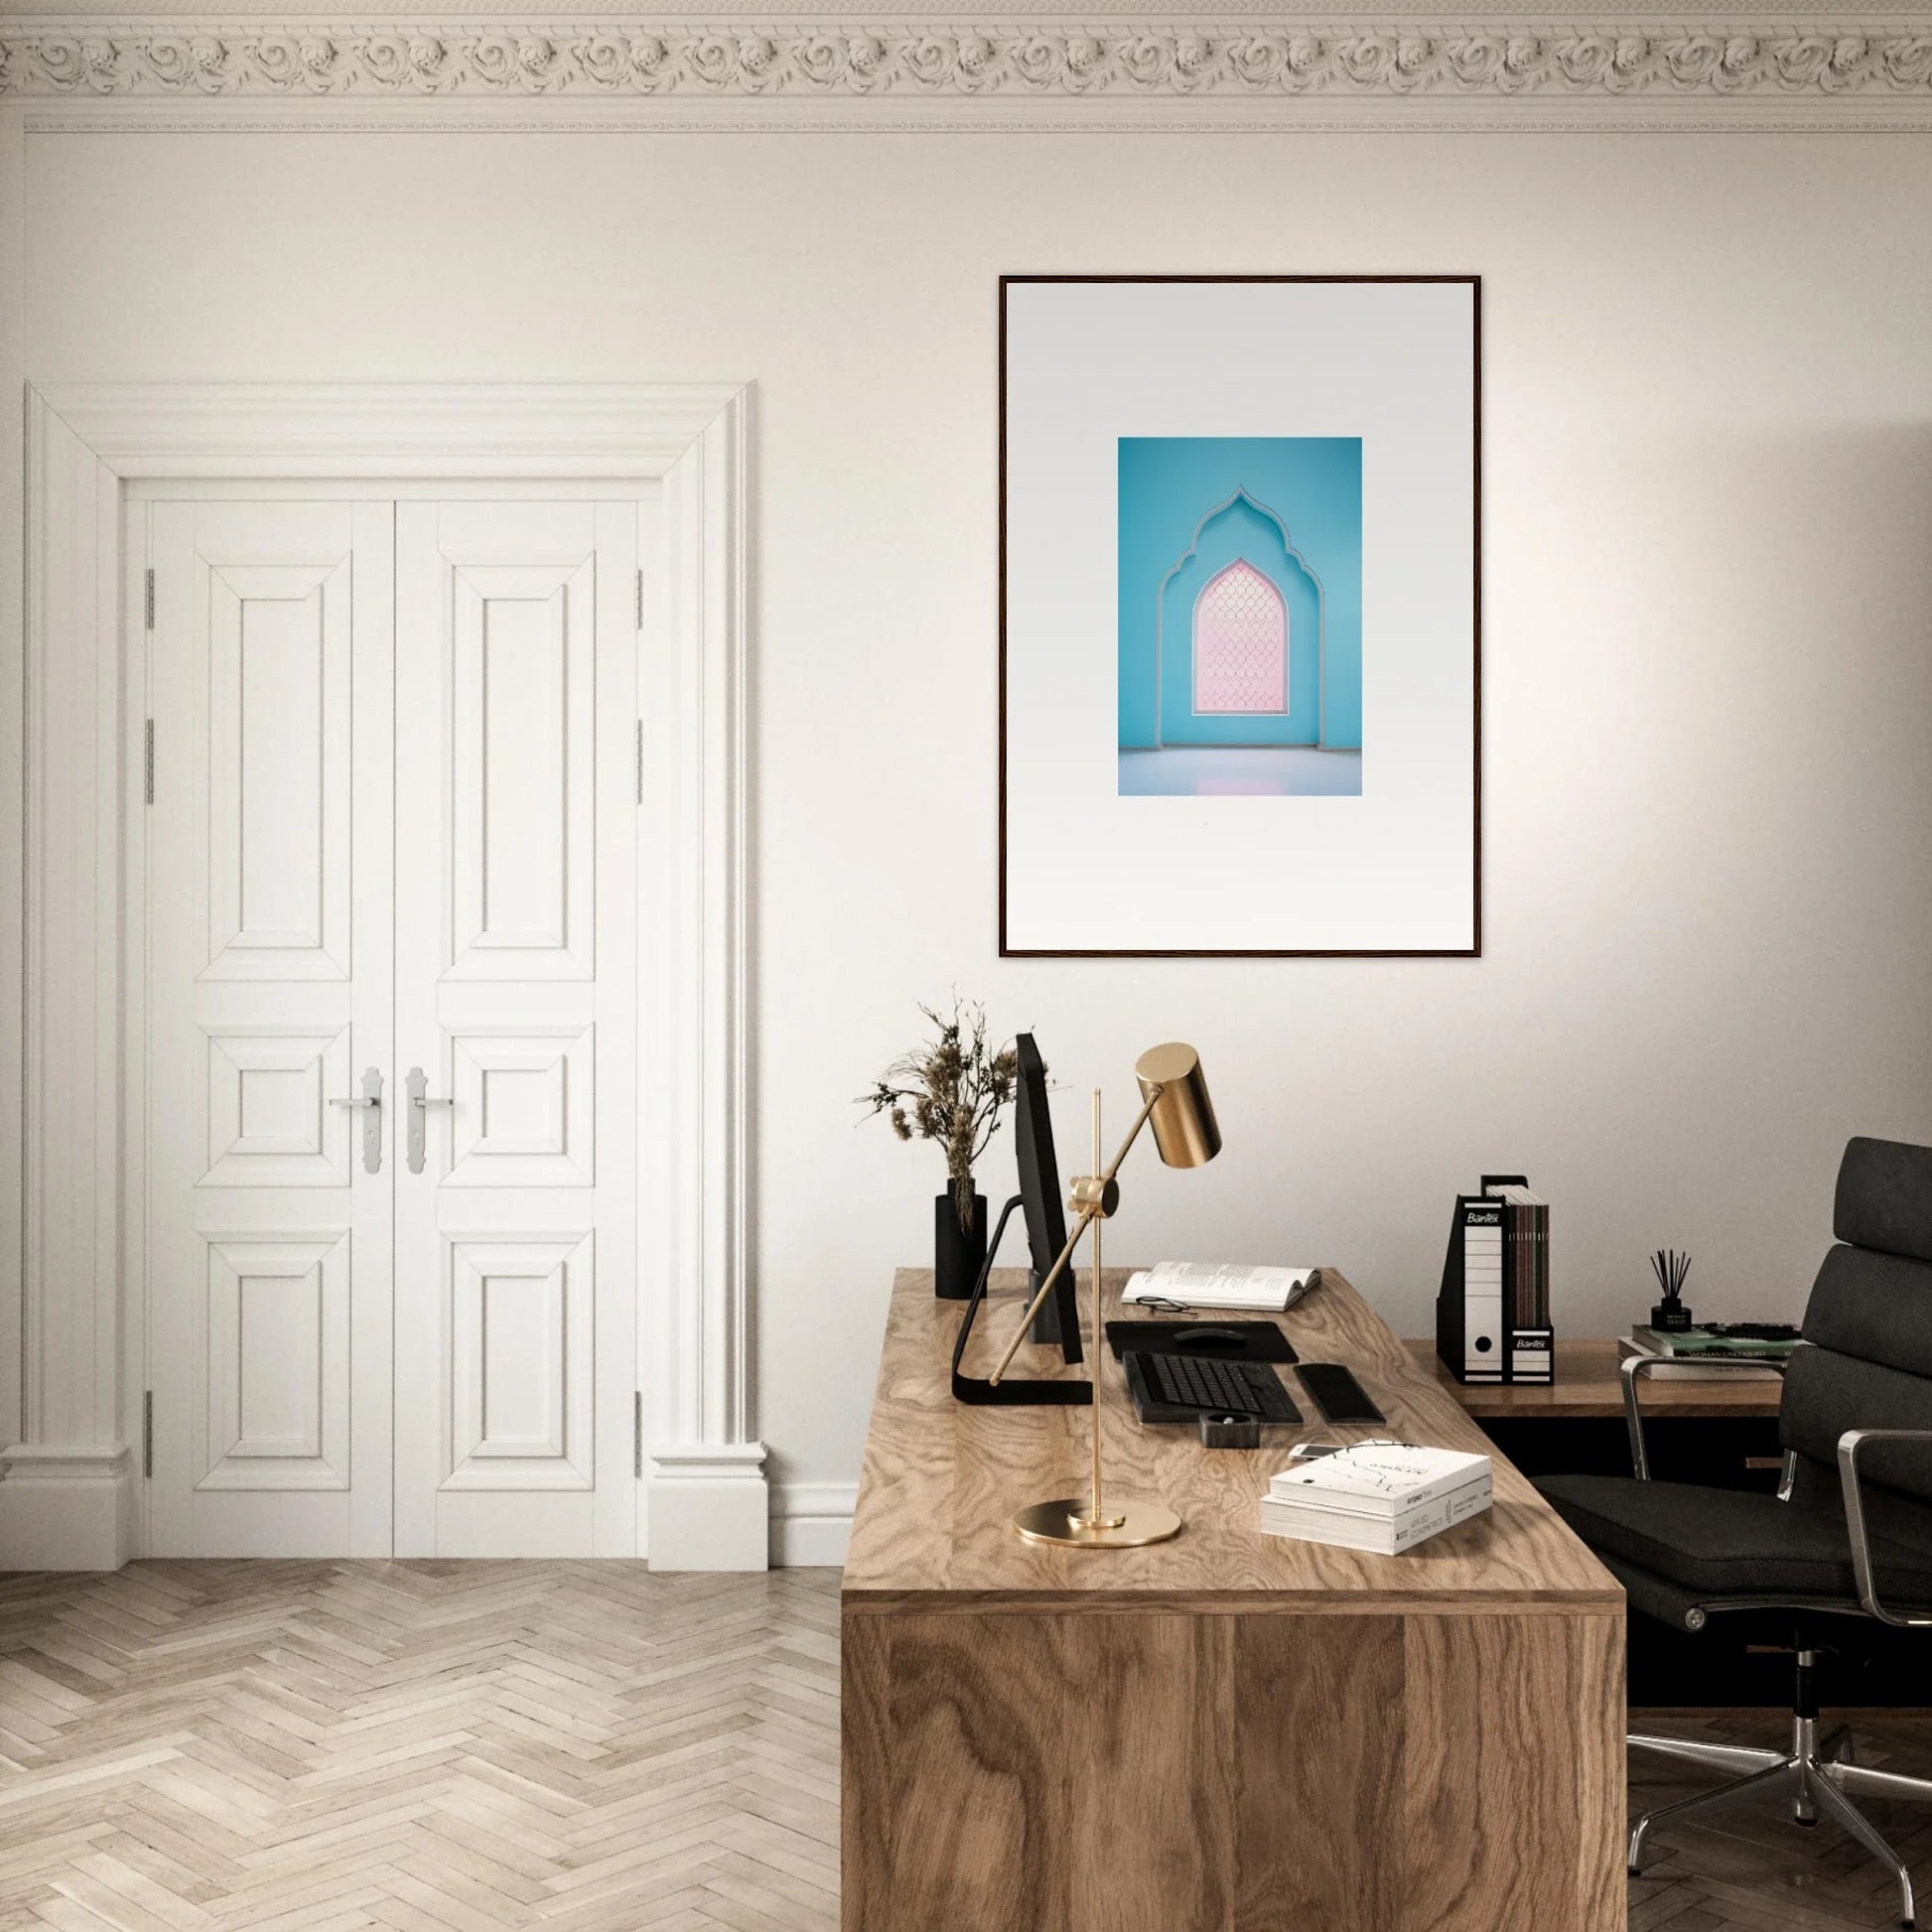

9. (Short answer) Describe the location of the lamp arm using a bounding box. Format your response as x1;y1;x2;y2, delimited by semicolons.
1097;1086;1164;1188
986;1084;1165;1388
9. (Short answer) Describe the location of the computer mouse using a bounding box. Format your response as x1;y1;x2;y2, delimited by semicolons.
1173;1325;1246;1349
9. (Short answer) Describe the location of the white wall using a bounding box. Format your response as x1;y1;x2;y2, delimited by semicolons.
21;126;1932;1531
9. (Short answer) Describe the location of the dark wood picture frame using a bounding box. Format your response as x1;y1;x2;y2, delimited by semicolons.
997;272;1482;959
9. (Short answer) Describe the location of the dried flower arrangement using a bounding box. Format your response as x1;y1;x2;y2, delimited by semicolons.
860;998;1022;1234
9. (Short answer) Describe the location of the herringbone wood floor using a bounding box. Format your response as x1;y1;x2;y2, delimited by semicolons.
0;1563;839;1932
4;1564;1932;1929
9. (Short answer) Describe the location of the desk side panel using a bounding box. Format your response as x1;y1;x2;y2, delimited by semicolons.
1232;1613;1406;1930
841;1609;892;1925
841;1602;1624;1932
1403;1610;1627;1932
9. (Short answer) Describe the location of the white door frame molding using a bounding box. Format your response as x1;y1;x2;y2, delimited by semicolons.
1;382;763;1571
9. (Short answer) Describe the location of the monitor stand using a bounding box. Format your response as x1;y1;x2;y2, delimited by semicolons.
950;1195;1092;1407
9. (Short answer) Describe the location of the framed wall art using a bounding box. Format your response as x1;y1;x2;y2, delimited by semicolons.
999;274;1480;957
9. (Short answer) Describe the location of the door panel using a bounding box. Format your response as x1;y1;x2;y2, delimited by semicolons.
448;1026;595;1187
449;561;596;979
393;501;637;1557
201;1233;349;1490
446;1230;594;1488
201;1024;354;1187
205;563;351;978
147;500;394;1557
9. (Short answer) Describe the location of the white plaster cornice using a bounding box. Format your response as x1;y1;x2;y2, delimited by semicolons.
1;17;1929;111
4;16;1932;125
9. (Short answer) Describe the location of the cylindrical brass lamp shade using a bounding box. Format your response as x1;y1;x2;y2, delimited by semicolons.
1134;1042;1221;1169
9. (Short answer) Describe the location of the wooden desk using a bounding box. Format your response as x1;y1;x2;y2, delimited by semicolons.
843;1269;1625;1932
1409;1336;1784;1420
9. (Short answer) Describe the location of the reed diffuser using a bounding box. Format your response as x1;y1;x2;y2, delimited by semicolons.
1649;1248;1694;1333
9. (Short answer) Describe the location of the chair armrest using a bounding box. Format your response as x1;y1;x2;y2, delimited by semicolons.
1621;1351;1789;1481
1838;1429;1932;1627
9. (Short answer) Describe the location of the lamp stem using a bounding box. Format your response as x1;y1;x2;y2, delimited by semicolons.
1090;1088;1105;1530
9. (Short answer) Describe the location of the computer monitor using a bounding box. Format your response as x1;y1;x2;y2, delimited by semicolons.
1013;1034;1083;1363
948;1031;1090;1406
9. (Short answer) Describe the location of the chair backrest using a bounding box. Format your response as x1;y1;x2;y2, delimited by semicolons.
1781;1138;1932;1540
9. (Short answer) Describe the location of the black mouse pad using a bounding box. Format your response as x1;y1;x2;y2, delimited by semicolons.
1104;1319;1298;1365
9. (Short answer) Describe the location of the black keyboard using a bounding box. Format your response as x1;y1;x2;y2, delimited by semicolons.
1126;1350;1302;1424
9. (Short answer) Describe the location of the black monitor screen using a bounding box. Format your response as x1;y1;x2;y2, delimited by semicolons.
1012;1034;1081;1362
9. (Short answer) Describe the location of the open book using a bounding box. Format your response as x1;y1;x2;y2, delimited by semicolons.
1121;1261;1319;1313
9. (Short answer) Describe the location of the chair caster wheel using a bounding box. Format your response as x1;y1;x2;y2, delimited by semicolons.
1627;1867;1640;1878
1795;1816;1818;1829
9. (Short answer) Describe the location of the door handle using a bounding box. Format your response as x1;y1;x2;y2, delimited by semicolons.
405;1066;454;1175
329;1066;384;1174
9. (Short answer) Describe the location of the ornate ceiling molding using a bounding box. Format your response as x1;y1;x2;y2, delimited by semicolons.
4;17;1931;118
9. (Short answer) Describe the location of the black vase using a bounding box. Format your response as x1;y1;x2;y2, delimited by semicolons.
934;1186;989;1300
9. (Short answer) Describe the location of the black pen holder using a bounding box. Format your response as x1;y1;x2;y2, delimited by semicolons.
1651;1300;1695;1333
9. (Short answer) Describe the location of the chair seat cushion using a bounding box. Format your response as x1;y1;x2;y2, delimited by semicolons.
1535;1473;1932;1602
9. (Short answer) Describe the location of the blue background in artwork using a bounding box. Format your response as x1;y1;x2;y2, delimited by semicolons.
1118;437;1363;751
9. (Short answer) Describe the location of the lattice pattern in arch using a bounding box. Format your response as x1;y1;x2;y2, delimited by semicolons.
1193;560;1286;714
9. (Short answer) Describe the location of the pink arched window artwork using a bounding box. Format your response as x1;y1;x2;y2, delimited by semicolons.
1192;560;1287;714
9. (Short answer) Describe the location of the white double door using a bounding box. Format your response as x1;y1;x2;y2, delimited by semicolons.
146;494;641;1557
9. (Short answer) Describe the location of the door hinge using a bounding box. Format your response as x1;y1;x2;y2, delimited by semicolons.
144;568;155;631
634;720;644;806
142;1391;153;1478
635;567;644;631
144;720;155;805
633;1392;643;1479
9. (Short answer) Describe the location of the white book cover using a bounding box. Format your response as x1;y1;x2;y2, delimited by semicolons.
1269;1443;1490;1516
1261;1474;1492;1555
1262;1472;1493;1530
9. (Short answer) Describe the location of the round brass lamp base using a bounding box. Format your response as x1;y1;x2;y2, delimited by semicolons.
1012;1497;1182;1549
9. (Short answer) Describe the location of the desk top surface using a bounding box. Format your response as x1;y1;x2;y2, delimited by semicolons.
843;1268;1621;1614
1409;1337;1785;1420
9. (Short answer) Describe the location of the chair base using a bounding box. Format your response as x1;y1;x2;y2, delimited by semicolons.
1630;1686;1932;1930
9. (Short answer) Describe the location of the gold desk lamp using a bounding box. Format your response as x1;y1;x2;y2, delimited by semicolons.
987;1041;1221;1549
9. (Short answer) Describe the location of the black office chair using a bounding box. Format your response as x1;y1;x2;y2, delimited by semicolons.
1537;1136;1932;1930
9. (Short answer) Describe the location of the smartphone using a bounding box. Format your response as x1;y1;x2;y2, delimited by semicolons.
1297;1363;1386;1426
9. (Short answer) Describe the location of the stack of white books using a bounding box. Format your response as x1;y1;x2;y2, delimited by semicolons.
1121;1260;1318;1312
1260;1443;1493;1556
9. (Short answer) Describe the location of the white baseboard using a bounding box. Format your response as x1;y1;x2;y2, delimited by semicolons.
646;1442;769;1571
0;1441;851;1574
770;1480;855;1569
0;1444;135;1571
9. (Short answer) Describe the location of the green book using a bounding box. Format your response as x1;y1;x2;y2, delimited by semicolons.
1631;1325;1797;1360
